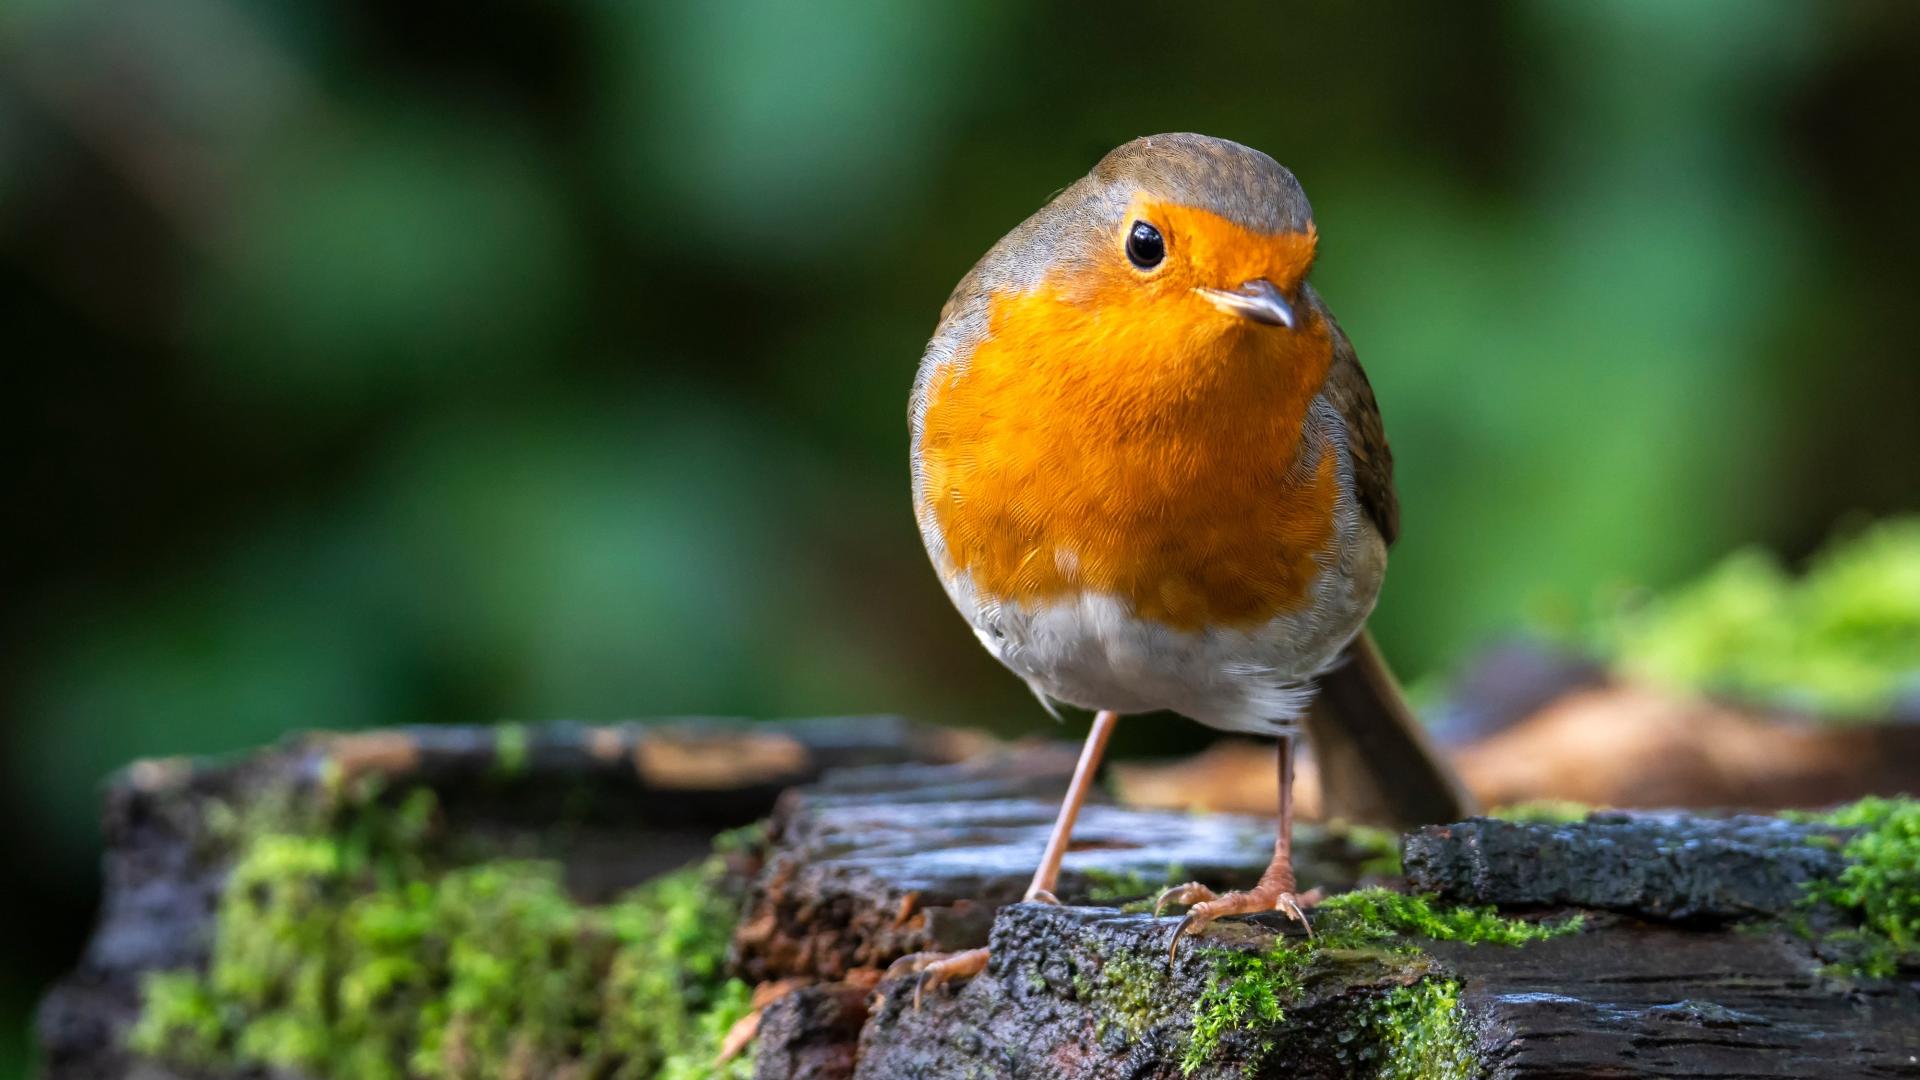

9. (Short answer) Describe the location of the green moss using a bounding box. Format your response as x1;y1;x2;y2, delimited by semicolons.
1181;949;1298;1073
1083;864;1187;909
128;786;751;1078
1796;795;1920;978
1358;979;1475;1080
656;979;755;1080
1088;953;1177;1044
710;819;769;856
1489;799;1594;825
492;723;530;777
1315;888;1584;947
1179;888;1579;1075
1579;516;1920;719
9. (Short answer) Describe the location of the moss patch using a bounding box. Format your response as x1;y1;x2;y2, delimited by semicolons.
1578;516;1920;719
1357;979;1475;1080
1795;795;1920;978
1087;953;1176;1044
128;787;752;1079
1314;887;1585;947
1489;799;1594;825
1179;888;1580;1075
1082;864;1188;912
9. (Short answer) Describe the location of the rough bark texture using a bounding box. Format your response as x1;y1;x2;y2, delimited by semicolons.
1403;812;1855;920
855;903;1445;1080
749;796;1919;1078
848;903;1920;1079
733;747;1305;983
753;980;874;1080
36;718;968;1080
1434;925;1920;1079
35;719;1920;1079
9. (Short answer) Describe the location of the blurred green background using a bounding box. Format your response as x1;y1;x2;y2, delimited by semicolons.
3;0;1917;1072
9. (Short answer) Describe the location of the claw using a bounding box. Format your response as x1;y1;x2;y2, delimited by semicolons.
1153;881;1217;918
1275;892;1313;937
891;947;989;1009
1169;910;1202;961
1026;888;1061;905
1162;884;1320;960
884;951;936;980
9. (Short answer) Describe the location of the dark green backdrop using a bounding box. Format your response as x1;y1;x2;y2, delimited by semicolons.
4;1;1917;1071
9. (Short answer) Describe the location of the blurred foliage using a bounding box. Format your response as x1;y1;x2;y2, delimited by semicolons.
3;0;1918;1063
1487;800;1595;825
130;788;751;1079
1580;517;1920;718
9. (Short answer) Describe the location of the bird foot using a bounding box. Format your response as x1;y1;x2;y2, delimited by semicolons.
885;947;990;1008
1154;881;1322;960
882;883;1060;1008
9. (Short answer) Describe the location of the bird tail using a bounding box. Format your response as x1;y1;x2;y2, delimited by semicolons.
1302;630;1478;829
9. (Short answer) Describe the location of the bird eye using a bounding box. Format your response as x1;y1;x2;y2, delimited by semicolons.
1126;220;1165;269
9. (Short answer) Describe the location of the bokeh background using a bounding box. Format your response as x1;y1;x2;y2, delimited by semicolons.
4;0;1918;1071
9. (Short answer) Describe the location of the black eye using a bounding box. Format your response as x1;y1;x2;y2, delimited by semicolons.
1126;220;1165;269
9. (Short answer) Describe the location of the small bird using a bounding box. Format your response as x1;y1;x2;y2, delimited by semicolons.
904;133;1473;989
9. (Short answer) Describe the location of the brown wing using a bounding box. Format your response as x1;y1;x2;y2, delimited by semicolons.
1314;302;1399;546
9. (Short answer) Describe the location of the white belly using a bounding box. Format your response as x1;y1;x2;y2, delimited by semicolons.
940;528;1382;734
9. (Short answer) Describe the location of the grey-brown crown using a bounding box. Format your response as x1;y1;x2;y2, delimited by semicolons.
928;134;1315;328
1095;133;1314;236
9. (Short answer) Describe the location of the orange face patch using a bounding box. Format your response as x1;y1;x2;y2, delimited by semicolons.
917;204;1340;631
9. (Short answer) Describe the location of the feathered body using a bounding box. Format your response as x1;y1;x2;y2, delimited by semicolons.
909;134;1396;736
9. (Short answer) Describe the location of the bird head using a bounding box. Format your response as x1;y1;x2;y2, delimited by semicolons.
959;133;1329;401
1086;133;1320;335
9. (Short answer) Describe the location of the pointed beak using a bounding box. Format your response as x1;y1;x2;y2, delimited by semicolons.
1196;279;1296;329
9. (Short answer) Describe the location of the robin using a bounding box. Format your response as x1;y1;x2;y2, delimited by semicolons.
903;133;1474;990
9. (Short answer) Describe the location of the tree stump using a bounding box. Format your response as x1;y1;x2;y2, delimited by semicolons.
33;719;1920;1079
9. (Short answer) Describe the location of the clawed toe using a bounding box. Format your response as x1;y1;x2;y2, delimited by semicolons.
1163;884;1319;960
1274;892;1313;936
1152;881;1219;918
888;947;990;1009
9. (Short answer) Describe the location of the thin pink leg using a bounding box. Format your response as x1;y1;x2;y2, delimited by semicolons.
1026;709;1120;901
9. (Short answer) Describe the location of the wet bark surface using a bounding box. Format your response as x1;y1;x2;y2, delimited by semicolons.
846;904;1920;1079
36;718;964;1080
35;720;1920;1079
1438;923;1920;1079
1403;812;1857;920
854;903;1440;1080
754;791;1919;1078
732;746;1293;983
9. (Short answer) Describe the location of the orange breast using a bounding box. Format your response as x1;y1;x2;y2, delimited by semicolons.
918;250;1340;632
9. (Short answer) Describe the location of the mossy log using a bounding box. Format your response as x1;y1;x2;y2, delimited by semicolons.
36;719;1920;1079
36;718;969;1080
762;780;1920;1078
732;747;1393;984
860;901;1917;1080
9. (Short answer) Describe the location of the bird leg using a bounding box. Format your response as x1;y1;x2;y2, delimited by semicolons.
1024;708;1119;904
1157;733;1312;959
888;709;1120;1004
